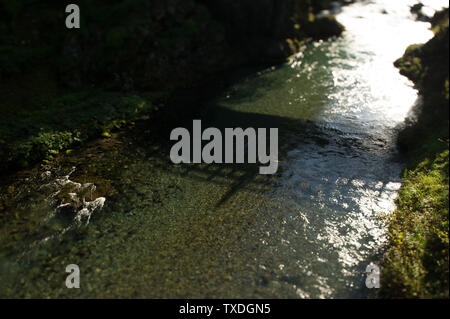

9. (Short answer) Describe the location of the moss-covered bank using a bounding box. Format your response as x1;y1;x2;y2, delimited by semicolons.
0;0;345;176
0;91;153;170
380;8;449;298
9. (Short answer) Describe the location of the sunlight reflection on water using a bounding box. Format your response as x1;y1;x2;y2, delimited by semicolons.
326;0;437;127
249;0;440;298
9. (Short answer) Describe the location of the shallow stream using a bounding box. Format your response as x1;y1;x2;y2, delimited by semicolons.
0;0;447;298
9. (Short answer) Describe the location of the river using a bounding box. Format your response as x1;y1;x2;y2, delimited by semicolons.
0;0;447;298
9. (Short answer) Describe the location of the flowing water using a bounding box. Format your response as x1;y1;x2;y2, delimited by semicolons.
0;0;447;298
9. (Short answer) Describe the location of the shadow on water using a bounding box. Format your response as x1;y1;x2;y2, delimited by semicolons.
115;92;400;294
142;97;402;204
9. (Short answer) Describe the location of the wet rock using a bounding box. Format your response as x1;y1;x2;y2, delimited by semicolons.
39;167;107;226
303;16;345;40
40;171;51;179
410;3;434;22
74;197;106;225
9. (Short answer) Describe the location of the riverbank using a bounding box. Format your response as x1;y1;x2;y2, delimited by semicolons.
0;0;346;177
380;8;449;298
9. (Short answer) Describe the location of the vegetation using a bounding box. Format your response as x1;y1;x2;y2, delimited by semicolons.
0;0;344;176
0;91;152;172
381;8;449;298
382;150;449;298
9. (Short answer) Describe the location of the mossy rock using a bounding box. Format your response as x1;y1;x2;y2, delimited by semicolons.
394;45;424;84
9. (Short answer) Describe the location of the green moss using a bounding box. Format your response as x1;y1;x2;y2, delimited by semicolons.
381;150;449;298
0;92;153;172
394;45;424;83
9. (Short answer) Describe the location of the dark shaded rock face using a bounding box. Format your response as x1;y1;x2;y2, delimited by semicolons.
1;0;345;94
200;0;344;62
303;16;345;40
394;8;449;151
199;0;297;63
201;0;295;41
395;9;449;97
58;0;230;91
